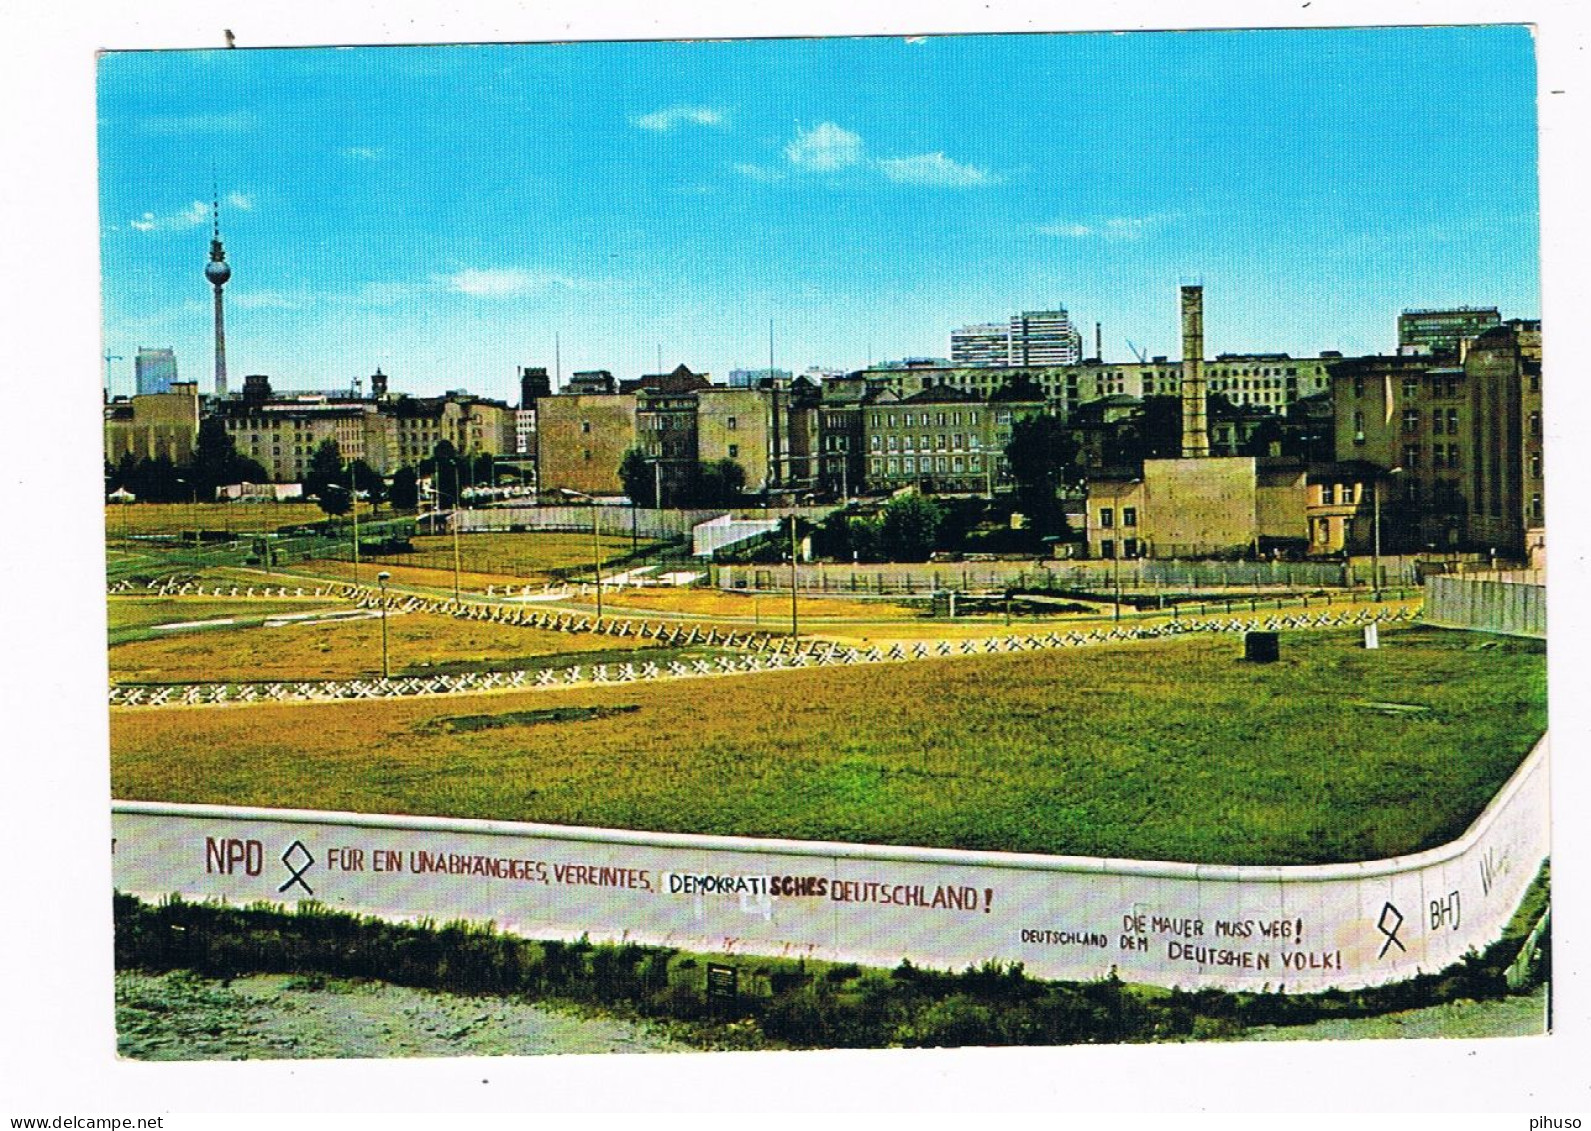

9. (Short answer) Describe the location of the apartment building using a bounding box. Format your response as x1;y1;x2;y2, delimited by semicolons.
1329;319;1541;554
104;381;202;465
861;387;1045;494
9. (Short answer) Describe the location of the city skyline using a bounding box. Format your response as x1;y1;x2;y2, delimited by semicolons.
98;26;1540;404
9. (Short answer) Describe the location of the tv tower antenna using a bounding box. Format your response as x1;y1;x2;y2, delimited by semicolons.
204;173;233;398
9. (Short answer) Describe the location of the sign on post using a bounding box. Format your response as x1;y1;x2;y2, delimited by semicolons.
706;962;738;1011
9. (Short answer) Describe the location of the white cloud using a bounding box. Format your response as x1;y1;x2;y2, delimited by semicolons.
784;122;864;172
439;267;585;298
876;152;998;188
342;146;383;160
127;201;211;232
734;162;785;183
1037;215;1164;240
1102;217;1156;239
226;192;253;211
633;105;728;132
1037;221;1096;238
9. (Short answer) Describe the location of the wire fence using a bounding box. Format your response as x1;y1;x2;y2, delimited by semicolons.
720;556;1421;596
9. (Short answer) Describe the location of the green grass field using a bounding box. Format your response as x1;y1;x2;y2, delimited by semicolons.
286;532;662;592
107;597;346;647
109;626;1546;865
108;601;673;683
105;502;367;539
360;532;664;580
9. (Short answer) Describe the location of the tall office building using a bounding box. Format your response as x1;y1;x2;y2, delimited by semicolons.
949;323;1010;366
949;308;1083;367
134;347;178;395
1008;309;1083;366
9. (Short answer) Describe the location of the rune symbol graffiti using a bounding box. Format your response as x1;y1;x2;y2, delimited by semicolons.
1377;901;1407;959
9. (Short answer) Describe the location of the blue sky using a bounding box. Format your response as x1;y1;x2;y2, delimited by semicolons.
97;26;1540;403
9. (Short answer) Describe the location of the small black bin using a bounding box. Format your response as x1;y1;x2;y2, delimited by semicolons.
1243;631;1279;663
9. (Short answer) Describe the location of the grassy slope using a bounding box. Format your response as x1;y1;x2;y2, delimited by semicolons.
105;502;352;538
109;627;1546;865
109;607;669;683
362;532;661;578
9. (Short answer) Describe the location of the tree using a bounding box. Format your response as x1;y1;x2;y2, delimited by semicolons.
318;483;352;516
1240;415;1285;459
389;465;420;511
990;373;1046;402
694;459;746;507
191;417;268;494
422;440;462;508
879;494;944;562
113;452;139;495
305;440;345;514
846;515;884;562
618;448;656;508
347;459;386;508
1004;414;1079;542
190;417;231;493
1102;396;1183;467
124;454;183;502
1136;396;1185;461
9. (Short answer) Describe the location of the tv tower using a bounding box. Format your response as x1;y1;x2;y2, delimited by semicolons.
205;184;232;397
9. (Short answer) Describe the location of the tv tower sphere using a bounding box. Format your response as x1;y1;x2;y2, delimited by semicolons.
205;255;231;286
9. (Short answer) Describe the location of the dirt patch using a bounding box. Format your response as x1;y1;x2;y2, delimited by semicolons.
116;970;684;1060
416;704;640;734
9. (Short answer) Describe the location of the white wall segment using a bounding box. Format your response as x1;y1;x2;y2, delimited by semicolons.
111;737;1548;993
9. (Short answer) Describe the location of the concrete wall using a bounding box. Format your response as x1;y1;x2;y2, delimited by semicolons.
1144;457;1257;555
1256;467;1309;541
693;515;780;557
111;738;1546;994
718;557;1414;594
1424;576;1546;639
460;505;722;541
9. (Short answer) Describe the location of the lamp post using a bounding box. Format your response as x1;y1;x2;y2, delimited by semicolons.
175;476;197;570
592;500;603;619
789;514;799;642
377;570;391;679
327;478;359;585
451;463;462;602
348;460;361;587
560;488;603;619
1111;480;1140;621
1113;537;1122;623
1371;466;1403;597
